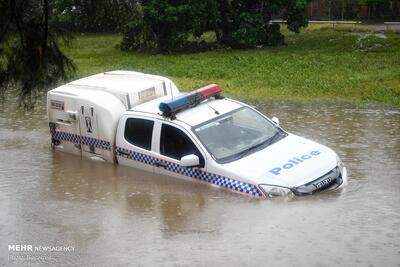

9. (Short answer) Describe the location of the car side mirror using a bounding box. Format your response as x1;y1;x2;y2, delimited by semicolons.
180;154;200;167
271;116;280;126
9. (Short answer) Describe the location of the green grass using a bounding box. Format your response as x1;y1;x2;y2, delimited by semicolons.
63;28;400;106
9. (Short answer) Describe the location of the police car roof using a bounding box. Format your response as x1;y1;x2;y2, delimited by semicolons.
131;95;243;126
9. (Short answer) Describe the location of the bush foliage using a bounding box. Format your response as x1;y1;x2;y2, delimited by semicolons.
120;0;310;52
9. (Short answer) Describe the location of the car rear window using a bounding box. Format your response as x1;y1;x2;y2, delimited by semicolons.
124;118;154;150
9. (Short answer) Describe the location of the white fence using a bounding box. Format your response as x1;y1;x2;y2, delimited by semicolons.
270;20;400;31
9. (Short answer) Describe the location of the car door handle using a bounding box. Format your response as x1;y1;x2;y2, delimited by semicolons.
118;150;130;156
154;161;167;168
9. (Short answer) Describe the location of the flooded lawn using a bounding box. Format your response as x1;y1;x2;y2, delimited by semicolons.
1;100;399;266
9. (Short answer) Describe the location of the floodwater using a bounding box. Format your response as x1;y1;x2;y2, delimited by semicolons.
0;98;399;267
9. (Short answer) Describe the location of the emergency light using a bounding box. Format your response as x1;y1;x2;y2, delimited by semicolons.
159;84;222;117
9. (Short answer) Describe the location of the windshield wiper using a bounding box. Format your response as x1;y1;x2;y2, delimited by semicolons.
236;132;284;160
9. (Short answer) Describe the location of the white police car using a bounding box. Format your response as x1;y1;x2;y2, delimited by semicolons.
47;71;347;198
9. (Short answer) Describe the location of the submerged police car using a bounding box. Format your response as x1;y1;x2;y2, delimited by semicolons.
47;71;347;198
142;85;347;198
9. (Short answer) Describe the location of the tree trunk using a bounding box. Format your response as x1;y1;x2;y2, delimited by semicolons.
261;1;272;32
328;0;332;20
42;0;49;63
218;0;230;44
341;2;345;20
9;0;24;47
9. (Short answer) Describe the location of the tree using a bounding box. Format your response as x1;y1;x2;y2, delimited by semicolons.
358;0;395;18
120;0;310;52
323;0;398;20
52;0;141;32
120;0;216;52
213;0;309;48
0;0;75;107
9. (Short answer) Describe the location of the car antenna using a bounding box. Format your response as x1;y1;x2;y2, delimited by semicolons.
206;102;220;115
170;82;174;100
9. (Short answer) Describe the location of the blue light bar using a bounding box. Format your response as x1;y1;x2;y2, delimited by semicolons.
159;84;222;117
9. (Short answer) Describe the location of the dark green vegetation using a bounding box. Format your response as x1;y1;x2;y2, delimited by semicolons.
327;0;399;20
1;0;310;103
119;0;309;52
1;0;398;107
52;0;140;32
0;0;75;105
64;28;400;106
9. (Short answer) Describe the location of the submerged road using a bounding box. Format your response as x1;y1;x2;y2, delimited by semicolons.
0;100;399;266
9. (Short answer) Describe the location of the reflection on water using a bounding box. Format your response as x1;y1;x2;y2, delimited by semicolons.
0;99;399;266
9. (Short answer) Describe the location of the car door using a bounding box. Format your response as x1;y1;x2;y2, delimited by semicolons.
153;121;207;181
116;115;157;173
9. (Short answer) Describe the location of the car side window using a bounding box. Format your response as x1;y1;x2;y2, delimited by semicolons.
160;124;204;165
124;118;154;150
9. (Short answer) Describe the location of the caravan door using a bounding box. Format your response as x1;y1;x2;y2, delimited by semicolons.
78;103;102;158
48;96;82;157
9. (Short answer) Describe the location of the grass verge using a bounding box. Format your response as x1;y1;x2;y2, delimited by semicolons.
63;28;400;107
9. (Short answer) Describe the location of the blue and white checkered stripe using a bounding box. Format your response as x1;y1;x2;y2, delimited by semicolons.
52;131;111;151
116;147;157;165
116;147;263;197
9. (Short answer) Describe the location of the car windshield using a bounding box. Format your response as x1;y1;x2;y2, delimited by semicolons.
193;107;285;163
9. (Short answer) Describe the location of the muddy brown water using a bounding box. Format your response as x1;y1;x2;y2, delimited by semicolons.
0;99;399;266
